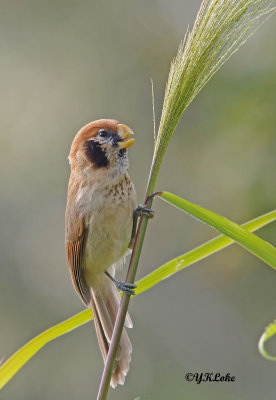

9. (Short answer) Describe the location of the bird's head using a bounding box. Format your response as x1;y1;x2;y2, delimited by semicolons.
69;119;135;172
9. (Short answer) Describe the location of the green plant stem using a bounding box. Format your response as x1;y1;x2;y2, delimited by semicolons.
96;165;157;399
96;212;151;399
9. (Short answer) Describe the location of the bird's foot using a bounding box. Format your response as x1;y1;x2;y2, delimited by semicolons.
134;205;154;219
115;280;137;295
105;271;137;295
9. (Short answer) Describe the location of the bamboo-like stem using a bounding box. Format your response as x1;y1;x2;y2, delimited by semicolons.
96;157;158;399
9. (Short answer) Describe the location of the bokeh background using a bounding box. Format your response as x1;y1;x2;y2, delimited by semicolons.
0;1;275;399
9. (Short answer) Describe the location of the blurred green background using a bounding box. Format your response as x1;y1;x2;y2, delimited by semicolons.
0;1;275;399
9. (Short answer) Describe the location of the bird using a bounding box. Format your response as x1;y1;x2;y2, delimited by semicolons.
65;119;140;388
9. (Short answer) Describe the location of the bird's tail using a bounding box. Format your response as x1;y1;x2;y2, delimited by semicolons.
90;276;133;388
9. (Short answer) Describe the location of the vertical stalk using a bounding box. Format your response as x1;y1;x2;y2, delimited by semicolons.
96;156;159;399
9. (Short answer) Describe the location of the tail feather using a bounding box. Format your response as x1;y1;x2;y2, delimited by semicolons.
90;278;133;388
91;298;108;360
91;291;113;341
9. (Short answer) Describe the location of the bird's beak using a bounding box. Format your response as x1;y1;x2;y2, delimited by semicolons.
117;124;135;149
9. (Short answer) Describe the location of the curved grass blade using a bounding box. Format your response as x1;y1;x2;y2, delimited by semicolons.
0;210;275;390
158;191;276;269
258;320;276;361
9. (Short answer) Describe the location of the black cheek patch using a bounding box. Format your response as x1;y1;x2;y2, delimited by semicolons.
85;140;109;168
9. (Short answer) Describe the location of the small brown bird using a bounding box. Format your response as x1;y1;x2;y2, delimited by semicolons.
65;119;145;387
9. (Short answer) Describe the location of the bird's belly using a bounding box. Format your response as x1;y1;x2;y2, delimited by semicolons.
82;203;133;289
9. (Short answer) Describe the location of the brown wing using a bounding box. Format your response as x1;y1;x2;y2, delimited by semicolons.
65;205;90;306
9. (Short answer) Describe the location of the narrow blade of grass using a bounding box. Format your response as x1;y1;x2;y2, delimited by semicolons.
0;210;275;390
158;191;276;269
136;209;276;294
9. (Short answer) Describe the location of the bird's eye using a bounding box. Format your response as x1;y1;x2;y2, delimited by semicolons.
98;130;108;138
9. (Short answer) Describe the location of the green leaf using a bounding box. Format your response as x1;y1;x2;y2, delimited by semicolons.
1;210;275;390
258;320;276;361
137;209;276;294
158;191;276;269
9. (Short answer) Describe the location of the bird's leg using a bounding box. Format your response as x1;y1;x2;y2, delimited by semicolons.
128;205;154;249
105;270;137;295
107;206;154;295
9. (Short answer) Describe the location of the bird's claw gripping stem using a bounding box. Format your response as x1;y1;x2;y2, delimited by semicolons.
115;281;137;296
105;271;137;295
134;205;154;219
